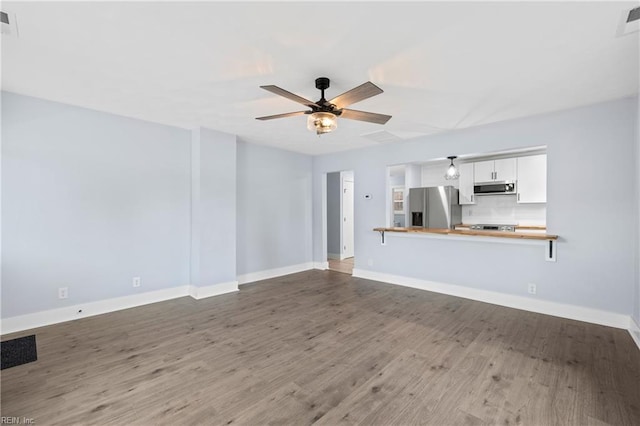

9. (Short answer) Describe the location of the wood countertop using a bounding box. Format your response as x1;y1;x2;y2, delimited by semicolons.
373;227;558;241
458;224;547;230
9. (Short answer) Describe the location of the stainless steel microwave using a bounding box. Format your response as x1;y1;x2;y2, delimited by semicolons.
473;181;516;195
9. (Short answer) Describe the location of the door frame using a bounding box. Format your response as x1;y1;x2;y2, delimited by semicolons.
322;170;355;270
340;173;354;260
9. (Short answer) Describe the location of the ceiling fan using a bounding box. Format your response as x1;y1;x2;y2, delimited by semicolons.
256;77;392;135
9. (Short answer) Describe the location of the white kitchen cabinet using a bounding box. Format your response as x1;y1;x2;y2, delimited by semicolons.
458;162;475;204
473;158;516;182
474;160;495;183
517;154;547;203
494;158;517;181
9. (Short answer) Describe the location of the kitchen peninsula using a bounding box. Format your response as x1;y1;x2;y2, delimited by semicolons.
373;226;558;241
373;225;559;261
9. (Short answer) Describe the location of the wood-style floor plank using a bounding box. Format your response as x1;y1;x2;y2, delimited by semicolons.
2;270;639;425
328;257;354;275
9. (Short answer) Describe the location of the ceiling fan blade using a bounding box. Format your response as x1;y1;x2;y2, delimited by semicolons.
329;82;383;108
255;111;308;121
340;109;392;125
260;85;317;108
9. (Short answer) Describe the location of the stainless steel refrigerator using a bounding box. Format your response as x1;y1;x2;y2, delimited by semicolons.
409;186;462;229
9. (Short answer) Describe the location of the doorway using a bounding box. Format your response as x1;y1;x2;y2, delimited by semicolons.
326;171;354;274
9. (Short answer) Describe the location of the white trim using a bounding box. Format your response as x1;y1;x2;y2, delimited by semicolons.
1;280;242;334
1;285;190;335
314;261;329;270
340;172;355;259
237;262;314;285
189;281;238;300
630;316;640;351
1;264;321;332
321;172;328;273
352;269;630;330
339;172;344;261
327;253;341;260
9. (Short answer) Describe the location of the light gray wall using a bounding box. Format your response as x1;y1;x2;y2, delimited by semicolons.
1;92;191;317
4;90;636;324
313;97;638;316
236;141;312;275
190;128;237;287
1;93;315;318
388;173;405;187
326;172;341;256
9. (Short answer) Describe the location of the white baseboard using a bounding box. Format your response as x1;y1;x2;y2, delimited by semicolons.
352;269;630;330
327;253;341;260
630;316;640;351
1;281;240;335
314;261;329;270
238;262;314;285
189;281;238;300
1;285;190;335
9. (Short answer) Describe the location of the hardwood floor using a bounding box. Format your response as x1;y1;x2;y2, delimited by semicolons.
2;270;639;425
328;257;354;275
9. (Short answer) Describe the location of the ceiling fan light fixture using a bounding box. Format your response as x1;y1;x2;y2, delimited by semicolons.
307;112;337;135
257;78;391;134
444;156;460;180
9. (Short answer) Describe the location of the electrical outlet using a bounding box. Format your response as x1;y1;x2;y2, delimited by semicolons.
367;259;373;267
58;287;68;299
132;277;141;288
528;283;537;295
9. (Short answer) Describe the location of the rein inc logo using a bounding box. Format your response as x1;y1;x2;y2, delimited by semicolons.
0;418;34;425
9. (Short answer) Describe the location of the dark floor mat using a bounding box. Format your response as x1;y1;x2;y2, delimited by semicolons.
1;334;37;369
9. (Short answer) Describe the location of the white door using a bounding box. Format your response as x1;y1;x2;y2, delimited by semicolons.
342;180;354;259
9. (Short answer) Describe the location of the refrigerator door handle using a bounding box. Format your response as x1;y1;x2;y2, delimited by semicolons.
423;191;428;228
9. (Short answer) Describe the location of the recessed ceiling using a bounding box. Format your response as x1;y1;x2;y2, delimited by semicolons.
1;1;638;155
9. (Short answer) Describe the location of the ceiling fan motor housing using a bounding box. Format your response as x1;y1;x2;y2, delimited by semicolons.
315;77;330;90
314;77;335;111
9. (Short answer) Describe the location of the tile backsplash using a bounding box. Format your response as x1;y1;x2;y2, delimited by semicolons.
461;194;546;226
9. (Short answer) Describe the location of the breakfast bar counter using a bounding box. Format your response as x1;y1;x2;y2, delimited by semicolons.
373;227;558;241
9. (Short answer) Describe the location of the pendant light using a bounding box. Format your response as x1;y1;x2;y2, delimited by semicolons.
444;156;460;180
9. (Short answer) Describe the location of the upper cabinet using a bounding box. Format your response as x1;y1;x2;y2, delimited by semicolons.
474;158;516;183
517;154;547;203
473;160;494;182
458;162;475;205
495;159;517;181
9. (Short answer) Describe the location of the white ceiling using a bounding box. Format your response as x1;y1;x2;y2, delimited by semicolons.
2;1;638;155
